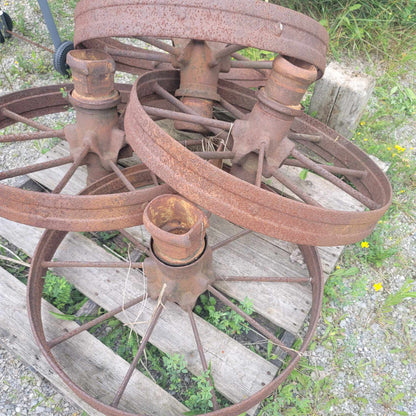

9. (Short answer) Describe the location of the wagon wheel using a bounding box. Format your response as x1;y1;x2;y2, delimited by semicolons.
0;51;170;231
124;70;392;246
28;176;324;416
73;0;328;90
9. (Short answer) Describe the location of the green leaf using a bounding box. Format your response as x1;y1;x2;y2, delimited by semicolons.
299;169;309;180
49;311;76;321
404;87;416;102
348;4;362;12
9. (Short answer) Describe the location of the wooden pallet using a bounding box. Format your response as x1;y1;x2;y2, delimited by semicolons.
0;143;388;415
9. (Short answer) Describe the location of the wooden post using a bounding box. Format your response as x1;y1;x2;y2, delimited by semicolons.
308;62;375;138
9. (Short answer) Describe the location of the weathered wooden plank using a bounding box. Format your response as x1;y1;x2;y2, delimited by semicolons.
0;217;277;411
28;142;87;194
308;61;376;138
0;267;188;416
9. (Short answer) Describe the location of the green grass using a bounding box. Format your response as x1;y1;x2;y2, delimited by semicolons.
274;0;416;60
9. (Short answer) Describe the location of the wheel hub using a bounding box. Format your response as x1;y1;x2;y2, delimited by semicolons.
65;49;126;184
143;194;214;310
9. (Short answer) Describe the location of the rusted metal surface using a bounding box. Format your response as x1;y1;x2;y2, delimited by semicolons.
143;194;214;309
27;175;324;414
74;0;328;77
124;70;392;246
231;55;317;183
65;49;126;184
73;0;328;94
0;78;172;231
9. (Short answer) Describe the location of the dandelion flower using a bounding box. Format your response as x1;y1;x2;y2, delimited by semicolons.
361;241;369;248
373;282;383;292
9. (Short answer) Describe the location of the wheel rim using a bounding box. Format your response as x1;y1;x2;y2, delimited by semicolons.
0;67;169;231
124;70;392;246
74;0;328;77
28;176;323;415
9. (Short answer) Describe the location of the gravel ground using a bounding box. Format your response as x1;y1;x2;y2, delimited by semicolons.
0;1;415;416
0;345;84;415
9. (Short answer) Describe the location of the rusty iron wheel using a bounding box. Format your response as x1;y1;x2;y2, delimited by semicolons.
27;176;323;415
73;0;329;87
0;82;173;231
124;70;392;247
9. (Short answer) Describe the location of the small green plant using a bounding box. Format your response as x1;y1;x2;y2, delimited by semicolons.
42;271;86;313
162;353;189;392
380;278;416;315
323;266;362;306
184;366;215;415
195;294;253;336
357;230;397;268
95;317;139;363
376;376;408;415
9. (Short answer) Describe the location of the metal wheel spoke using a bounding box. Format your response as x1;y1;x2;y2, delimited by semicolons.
231;52;269;76
283;158;367;179
188;310;219;411
136;37;178;56
150;171;159;186
230;60;273;69
47;295;146;349
0;129;65;143
108;160;136;192
208;285;296;356
1;107;53;131
272;170;322;207
291;148;380;209
0;155;74;181
219;97;246;119
211;229;251;251
215;44;245;60
111;301;165;408
287;132;321;143
143;105;232;130
51;145;89;194
178;138;206;148
255;142;266;188
41;260;143;269
104;46;171;64
119;229;150;255
195;151;234;160
152;83;225;137
217;275;310;283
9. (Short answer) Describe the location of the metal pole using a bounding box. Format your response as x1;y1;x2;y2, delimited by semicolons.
37;0;61;49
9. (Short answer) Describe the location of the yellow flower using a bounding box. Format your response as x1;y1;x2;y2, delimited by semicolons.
336;265;341;269
373;282;383;292
387;147;391;151
400;190;405;193
364;138;368;141
361;241;369;248
360;121;366;126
